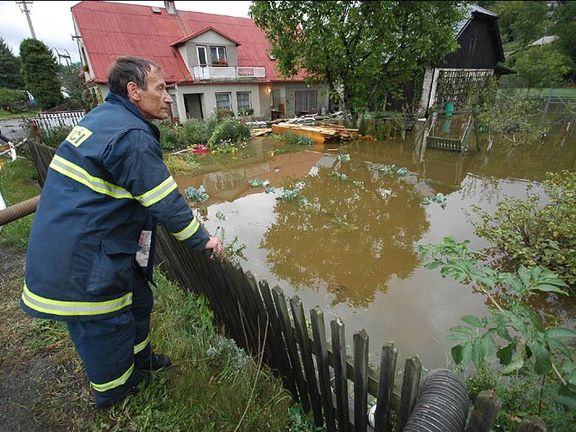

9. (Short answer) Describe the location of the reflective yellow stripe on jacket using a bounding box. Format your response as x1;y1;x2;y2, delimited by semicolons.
50;154;134;199
173;218;200;241
91;363;135;393
22;283;132;317
49;154;199;242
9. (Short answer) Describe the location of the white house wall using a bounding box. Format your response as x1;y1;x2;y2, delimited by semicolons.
174;83;264;121
184;30;238;67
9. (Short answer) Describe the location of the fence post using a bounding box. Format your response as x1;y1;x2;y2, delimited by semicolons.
517;416;547;432
311;306;337;432
272;286;311;412
258;279;299;401
290;296;323;427
373;343;397;432
353;330;369;432
331;318;351;432
465;389;501;432
397;356;422;431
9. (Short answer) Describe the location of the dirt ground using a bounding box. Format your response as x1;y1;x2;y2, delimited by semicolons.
0;247;96;431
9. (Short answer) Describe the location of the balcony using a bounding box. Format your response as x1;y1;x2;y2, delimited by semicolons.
192;66;266;81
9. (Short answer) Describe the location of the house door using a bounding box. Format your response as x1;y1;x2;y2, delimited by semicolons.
295;90;317;115
184;93;204;120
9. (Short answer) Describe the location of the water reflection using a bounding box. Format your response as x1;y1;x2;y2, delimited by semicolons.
173;119;576;369
261;160;429;306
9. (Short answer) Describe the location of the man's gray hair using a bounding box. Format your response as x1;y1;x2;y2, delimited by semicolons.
107;56;161;98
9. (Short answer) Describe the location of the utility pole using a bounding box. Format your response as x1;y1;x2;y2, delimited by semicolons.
16;1;36;39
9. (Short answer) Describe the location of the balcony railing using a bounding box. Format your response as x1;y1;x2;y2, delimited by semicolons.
192;66;266;81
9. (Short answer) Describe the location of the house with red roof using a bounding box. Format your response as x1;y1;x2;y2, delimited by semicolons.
71;1;329;121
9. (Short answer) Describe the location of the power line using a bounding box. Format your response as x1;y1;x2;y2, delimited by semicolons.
16;1;36;39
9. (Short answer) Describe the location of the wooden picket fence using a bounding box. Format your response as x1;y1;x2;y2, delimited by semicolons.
27;110;85;133
25;140;550;432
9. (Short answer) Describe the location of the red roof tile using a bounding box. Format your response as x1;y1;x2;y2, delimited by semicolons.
71;1;305;84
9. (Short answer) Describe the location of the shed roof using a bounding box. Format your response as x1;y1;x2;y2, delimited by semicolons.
71;1;304;84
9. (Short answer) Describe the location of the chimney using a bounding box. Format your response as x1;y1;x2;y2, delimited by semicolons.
164;1;176;14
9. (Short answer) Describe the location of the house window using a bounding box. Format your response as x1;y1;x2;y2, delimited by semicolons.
197;46;207;66
236;91;251;111
210;46;227;65
215;92;232;111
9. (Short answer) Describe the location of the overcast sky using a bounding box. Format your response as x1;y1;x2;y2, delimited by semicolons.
0;1;252;64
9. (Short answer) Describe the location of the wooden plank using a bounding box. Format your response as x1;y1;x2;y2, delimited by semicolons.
373;343;397;432
397;356;422;431
228;260;262;355
244;272;276;368
331;318;350;432
258;279;299;400
465;389;501;432
353;330;369;432
291;296;323;427
311;307;337;432
272;124;327;143
272;286;311;412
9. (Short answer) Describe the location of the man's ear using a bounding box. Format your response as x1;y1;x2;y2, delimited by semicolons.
127;82;140;102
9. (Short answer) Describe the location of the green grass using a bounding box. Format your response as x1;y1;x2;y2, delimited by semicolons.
508;87;576;98
0;157;40;249
0;107;40;120
96;270;300;432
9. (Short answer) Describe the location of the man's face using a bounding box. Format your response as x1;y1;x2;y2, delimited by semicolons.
131;68;173;120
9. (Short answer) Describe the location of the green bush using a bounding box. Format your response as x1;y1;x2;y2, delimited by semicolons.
207;118;251;147
473;170;576;290
0;87;28;112
216;108;235;119
40;125;73;148
158;121;185;151
182;119;213;145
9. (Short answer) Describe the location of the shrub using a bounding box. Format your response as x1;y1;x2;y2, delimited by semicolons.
216;108;235;119
40;125;73;148
207;118;250;147
473;170;576;290
182;120;212;145
238;108;254;116
0;87;28;112
158;121;185;151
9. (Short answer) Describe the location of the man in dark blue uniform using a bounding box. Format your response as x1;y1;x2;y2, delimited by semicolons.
21;56;222;408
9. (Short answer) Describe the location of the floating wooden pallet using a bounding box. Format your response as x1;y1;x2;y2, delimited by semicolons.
272;123;351;143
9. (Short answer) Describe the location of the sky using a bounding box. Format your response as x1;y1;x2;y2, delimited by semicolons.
0;1;252;64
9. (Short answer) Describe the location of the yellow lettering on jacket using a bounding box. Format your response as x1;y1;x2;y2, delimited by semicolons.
65;126;93;147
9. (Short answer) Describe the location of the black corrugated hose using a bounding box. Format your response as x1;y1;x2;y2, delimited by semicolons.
403;368;470;432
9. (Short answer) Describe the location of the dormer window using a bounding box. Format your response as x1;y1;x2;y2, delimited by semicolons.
197;46;207;66
210;46;227;65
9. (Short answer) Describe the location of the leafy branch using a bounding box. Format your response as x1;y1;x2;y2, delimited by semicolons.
419;237;576;408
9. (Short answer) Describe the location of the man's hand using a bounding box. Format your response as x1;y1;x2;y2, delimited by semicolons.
205;236;223;256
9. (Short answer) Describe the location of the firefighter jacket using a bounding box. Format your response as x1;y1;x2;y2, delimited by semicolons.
21;93;210;321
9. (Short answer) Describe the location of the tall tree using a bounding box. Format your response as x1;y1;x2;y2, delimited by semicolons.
60;64;86;110
553;1;576;65
514;45;571;88
0;37;25;89
19;38;62;109
493;1;548;49
250;1;463;117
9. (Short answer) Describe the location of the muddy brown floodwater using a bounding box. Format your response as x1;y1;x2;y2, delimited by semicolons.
174;117;576;370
